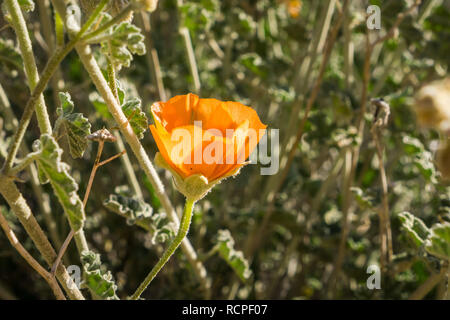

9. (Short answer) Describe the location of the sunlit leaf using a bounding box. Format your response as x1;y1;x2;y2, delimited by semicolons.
81;251;118;300
398;212;430;247
425;223;450;261
214;229;252;282
55;92;91;159
121;98;148;139
96;13;146;69
103;190;175;244
32;134;85;231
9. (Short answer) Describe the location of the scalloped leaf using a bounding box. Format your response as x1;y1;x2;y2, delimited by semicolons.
55;92;91;158
96;13;146;69
214;229;252;282
81;251;118;300
32;134;85;231
121;98;148;139
425;223;450;261
103;192;175;244
398;212;430;247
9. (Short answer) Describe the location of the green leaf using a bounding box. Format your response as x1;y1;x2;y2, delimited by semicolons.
214;229;252;282
425;223;450;261
55;92;91;158
80;251;118;300
0;39;23;71
351;187;374;209
402;136;437;183
97;13;146;69
18;0;34;11
89;92;112;120
103;190;175;244
398;212;431;247
32;134;85;231
121;98;148;139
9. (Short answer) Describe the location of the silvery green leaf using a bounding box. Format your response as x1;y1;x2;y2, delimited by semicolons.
214;229;252;282
103;192;175;244
425;223;450;261
96;14;146;69
56;92;91;158
398;212;430;247
121;98;148;139
81;251;118;300
33;134;85;231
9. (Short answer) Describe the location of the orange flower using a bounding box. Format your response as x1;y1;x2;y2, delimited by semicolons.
149;94;267;200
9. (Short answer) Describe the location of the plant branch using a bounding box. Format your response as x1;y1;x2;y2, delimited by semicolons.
130;199;196;300
1;0;110;174
0;177;85;299
0;208;66;300
73;42;210;292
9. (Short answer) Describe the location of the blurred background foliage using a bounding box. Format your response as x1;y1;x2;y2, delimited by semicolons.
0;0;449;299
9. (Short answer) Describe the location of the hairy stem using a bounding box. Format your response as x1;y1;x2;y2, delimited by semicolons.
74;42;210;292
0;208;66;300
130;199;196;300
5;0;52;135
0;177;85;299
2;0;109;173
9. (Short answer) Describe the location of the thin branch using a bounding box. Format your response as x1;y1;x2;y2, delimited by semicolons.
409;266;447;300
0;208;66;300
0;178;85;299
370;99;393;269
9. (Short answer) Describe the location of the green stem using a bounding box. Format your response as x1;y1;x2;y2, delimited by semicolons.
1;0;109;174
9;151;41;176
130;199;196;300
81;4;135;42
5;0;52;135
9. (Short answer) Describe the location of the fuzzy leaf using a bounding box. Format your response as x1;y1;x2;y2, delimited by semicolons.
121;98;148;139
32;134;85;231
425;223;450;261
56;92;91;158
402;136;437;183
103;191;175;244
214;229;252;282
81;251;118;300
97;13;145;69
398;212;430;247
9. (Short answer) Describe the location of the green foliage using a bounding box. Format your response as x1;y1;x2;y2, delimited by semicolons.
89;81;147;139
32;134;85;231
81;251;119;300
121;98;148;139
103;188;175;244
398;212;431;247
425;223;450;261
96;13;146;68
55;92;92;159
213;229;252;282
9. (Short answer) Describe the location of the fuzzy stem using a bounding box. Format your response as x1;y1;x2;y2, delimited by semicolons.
0;177;85;300
2;0;109;173
130;199;196;300
5;0;52;135
74;42;210;292
0;208;66;300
